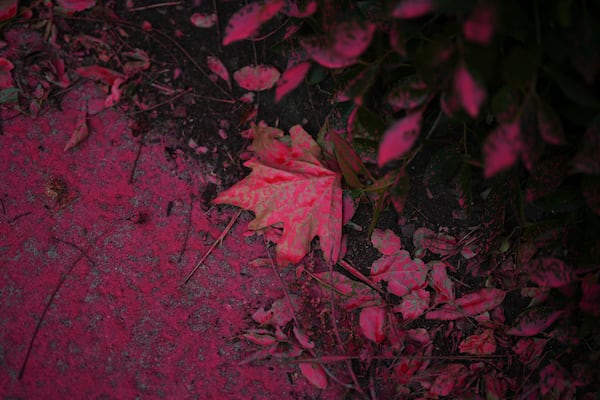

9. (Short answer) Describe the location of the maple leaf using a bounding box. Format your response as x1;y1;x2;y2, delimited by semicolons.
214;123;342;265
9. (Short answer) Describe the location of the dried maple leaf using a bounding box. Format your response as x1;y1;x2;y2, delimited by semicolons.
214;123;342;265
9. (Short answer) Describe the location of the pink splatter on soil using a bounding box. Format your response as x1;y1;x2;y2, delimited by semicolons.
0;83;329;398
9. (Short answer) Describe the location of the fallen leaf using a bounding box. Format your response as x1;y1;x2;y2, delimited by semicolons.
429;363;469;396
234;65;281;91
377;111;423;167
190;13;217;28
275;61;311;102
214;123;342;265
0;0;17;22
524;257;574;288
360;306;386;343
293;325;315;349
281;0;317;17
331;21;376;59
483;121;522;177
392;0;434;19
56;0;96;13
252;295;299;328
454;62;486;118
426;287;506;320
539;362;575;399
371;229;402;255
64;111;89;151
314;271;381;310
75;65;125;85
512;337;548;367
0;57;14;89
223;0;284;45
459;329;496;354
395;289;430;320
207;56;231;90
299;362;328;389
428;260;455;304
386;75;429;111
243;330;277;346
370;250;429;297
507;306;563;336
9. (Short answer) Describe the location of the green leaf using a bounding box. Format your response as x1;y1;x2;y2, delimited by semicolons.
491;86;520;123
338;63;379;103
536;98;566;145
0;87;19;104
385;75;429;111
351;106;387;139
331;132;373;189
502;45;541;89
543;66;600;108
305;64;328;85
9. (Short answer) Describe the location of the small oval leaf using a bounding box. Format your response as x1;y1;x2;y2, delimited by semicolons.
299;362;328;389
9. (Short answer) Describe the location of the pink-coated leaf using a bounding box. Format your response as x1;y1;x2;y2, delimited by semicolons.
275;61;311;102
0;0;17;22
395;289;430;320
314;271;381;310
392;0;434;19
428;260;455;304
386;76;429;111
299;362;328;389
430;363;469;396
0;57;14;89
281;0;317;17
234;64;281;91
121;49;150;76
299;36;357;68
56;0;96;12
454;62;486;118
507;306;563;336
371;250;429;297
243;331;277;346
332;21;376;59
377;111;423;167
459;329;496;355
252;295;299;328
426;288;506;320
463;3;496;45
360;306;386;344
537;100;566;145
190;13;217;28
371;229;402;255
512;337;548;366
64;111;89;151
483;121;522;177
222;0;284;45
207;56;231;90
293;325;315;349
539;362;574;398
524;257;574;288
75;65;125;85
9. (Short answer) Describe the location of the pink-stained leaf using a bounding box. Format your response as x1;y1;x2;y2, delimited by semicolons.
483;121;522;177
463;3;496;45
524;257;574;288
0;57;14;89
429;363;469;396
507;306;564;336
459;329;496;355
56;0;96;12
512;337;548;367
393;0;434;19
386;76;429;111
293;325;315;349
370;250;429;297
281;0;317;17
234;64;281;91
121;48;150;76
395;356;429;384
275;61;311;102
395;289;430;320
314;271;381;310
104;78;124;107
539;362;575;399
252;295;299;328
222;0;285;46
190;13;217;28
454;62;486;118
207;56;231;90
413;227;435;258
0;0;17;22
377;111;423;167
426;288;506;320
332;21;376;59
371;229;402;255
428;261;455;304
300;36;357;68
299;362;328;389
580;275;600;316
243;330;277;346
360;306;386;344
64;111;89;151
214;123;342;265
75;65;125;85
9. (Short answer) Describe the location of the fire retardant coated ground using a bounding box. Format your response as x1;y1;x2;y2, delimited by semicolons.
0;83;333;399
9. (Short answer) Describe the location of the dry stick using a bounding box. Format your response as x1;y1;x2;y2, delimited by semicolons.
212;0;222;53
126;88;192;116
177;195;194;263
128;137;144;184
182;208;242;284
19;238;97;380
127;1;182;12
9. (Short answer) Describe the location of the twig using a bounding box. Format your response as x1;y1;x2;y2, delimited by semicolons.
127;1;182;12
178;195;194;263
212;0;222;53
182;208;242;284
126;88;192;116
8;211;32;224
128;138;144;184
